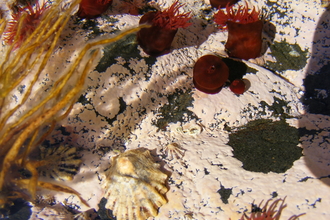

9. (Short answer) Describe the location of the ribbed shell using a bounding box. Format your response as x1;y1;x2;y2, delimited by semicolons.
103;148;168;220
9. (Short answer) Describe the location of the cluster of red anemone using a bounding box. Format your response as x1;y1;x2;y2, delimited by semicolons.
78;0;192;56
193;2;263;95
133;1;260;95
2;0;263;96
193;55;247;95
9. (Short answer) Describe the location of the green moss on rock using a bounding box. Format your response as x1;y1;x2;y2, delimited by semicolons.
260;97;292;119
242;97;292;120
95;34;156;73
153;89;198;131
217;184;232;204
228;119;302;173
266;41;308;72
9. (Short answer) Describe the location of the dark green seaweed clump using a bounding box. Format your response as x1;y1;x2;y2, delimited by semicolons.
217;184;232;204
266;41;308;72
153;89;198;131
228;119;302;173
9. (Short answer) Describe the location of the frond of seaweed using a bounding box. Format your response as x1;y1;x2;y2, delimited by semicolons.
0;0;150;212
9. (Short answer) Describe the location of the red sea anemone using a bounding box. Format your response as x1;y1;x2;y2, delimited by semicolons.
3;1;50;48
230;79;246;94
77;0;113;19
209;0;240;9
193;55;229;94
137;1;192;57
236;197;305;220
214;2;263;60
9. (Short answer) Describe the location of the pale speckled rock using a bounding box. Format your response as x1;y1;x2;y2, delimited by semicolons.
1;0;330;219
30;0;330;217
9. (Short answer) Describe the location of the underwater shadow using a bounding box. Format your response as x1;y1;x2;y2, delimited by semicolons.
73;32;199;154
172;17;219;51
300;7;330;186
222;58;248;82
261;20;276;56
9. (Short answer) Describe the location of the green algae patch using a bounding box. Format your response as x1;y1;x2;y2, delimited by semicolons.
242;97;292;121
228;119;302;173
246;65;258;75
217;184;232;204
259;97;292;119
153;89;198;131
79;19;106;39
95;34;156;74
266;41;308;72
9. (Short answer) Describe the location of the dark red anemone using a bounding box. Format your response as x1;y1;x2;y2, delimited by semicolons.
193;55;229;94
77;0;113;19
230;79;246;94
137;1;192;56
209;0;240;9
214;3;263;60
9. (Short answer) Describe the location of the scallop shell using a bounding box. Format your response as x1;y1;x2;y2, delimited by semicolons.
103;148;168;220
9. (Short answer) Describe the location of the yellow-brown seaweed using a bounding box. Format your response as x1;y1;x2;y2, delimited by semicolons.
0;0;150;210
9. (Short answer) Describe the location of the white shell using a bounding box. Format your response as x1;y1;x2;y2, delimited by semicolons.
103;148;168;220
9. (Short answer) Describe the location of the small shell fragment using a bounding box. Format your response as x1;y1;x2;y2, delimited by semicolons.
163;142;185;160
38;144;82;181
103;148;168;220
